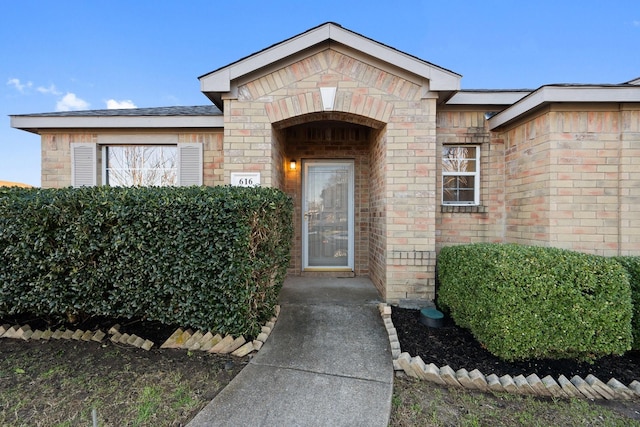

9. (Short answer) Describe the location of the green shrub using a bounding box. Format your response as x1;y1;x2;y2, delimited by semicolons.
0;186;293;338
437;243;633;361
613;256;640;350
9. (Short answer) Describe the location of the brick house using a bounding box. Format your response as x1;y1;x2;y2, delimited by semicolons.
11;23;640;303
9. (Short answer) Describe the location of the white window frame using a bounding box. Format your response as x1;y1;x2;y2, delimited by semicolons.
101;145;179;187
93;134;202;188
442;144;480;206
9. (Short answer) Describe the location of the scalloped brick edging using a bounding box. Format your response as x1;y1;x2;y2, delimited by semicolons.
0;323;110;345
0;322;153;350
378;303;640;401
0;304;280;357
160;304;281;357
107;324;155;350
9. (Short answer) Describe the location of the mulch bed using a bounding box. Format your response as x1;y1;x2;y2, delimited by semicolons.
4;309;639;386
392;306;640;385
1;313;180;344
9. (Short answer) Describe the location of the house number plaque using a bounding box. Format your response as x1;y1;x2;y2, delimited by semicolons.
230;172;260;187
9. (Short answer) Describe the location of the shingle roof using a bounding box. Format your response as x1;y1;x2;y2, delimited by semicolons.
12;105;221;118
10;105;224;133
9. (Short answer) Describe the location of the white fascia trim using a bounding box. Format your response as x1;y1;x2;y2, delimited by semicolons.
446;91;531;105
11;115;224;131
200;23;461;93
488;86;640;130
200;26;330;92
326;27;460;91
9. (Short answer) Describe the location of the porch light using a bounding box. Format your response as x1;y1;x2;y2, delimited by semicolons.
290;159;297;170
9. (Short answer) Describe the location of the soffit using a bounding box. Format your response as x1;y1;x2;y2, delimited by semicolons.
446;90;532;106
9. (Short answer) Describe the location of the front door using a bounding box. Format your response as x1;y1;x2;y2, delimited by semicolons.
302;160;354;270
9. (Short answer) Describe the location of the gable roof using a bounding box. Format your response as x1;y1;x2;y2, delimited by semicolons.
11;106;222;134
199;22;462;108
488;84;640;130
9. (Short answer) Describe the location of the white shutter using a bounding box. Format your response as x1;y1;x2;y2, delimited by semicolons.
71;143;97;187
177;143;203;186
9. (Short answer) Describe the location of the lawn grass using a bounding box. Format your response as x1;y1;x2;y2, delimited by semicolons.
390;376;640;427
0;339;242;427
2;339;639;426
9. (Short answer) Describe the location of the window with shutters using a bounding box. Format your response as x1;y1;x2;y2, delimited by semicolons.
103;145;178;186
72;141;202;187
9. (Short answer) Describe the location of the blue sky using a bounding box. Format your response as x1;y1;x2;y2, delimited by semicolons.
2;0;639;186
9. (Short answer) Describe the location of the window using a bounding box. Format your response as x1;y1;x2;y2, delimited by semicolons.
70;142;202;187
104;145;177;186
442;145;480;205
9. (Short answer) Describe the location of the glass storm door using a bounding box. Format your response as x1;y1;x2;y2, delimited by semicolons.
302;160;354;270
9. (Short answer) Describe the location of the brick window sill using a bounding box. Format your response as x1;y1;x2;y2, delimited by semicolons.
441;205;487;214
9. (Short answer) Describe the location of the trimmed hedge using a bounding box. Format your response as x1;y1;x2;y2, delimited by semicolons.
0;186;293;338
437;243;633;362
613;256;640;350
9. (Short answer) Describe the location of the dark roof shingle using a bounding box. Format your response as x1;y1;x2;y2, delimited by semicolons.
13;105;221;118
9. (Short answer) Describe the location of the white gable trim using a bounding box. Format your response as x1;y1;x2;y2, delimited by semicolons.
488;85;640;130
200;22;461;95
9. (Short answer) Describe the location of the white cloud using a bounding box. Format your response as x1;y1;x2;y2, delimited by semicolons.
37;84;61;95
7;78;32;93
56;93;89;112
106;99;137;109
634;20;640;27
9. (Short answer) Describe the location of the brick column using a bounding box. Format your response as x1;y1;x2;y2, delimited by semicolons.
385;96;438;302
223;97;275;187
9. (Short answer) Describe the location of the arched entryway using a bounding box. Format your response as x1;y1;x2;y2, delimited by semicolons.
201;23;454;301
274;113;386;279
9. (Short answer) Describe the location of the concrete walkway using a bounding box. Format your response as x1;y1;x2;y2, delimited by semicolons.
187;276;393;427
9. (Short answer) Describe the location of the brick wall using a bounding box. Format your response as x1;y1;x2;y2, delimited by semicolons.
178;132;224;186
41;133;96;188
499;105;640;256
434;105;640;258
271;128;285;191
543;107;619;255
503;112;553;246
435;110;505;250
620;106;640;254
369;127;387;297
384;97;438;302
222;97;274;185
